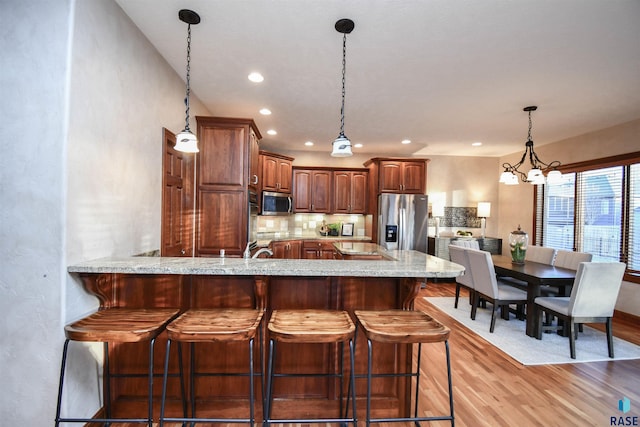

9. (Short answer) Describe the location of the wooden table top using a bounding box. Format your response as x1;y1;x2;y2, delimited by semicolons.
492;255;576;285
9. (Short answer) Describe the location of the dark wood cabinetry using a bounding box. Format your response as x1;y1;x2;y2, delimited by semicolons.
292;168;332;213
377;160;426;193
195;116;261;257
302;240;338;259
333;170;368;214
260;151;293;193
270;240;302;259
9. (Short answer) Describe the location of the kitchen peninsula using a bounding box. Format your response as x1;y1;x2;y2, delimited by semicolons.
68;250;463;419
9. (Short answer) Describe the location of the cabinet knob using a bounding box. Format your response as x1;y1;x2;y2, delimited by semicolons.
252;174;259;185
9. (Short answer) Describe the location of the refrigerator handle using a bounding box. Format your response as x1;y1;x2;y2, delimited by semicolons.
399;207;405;250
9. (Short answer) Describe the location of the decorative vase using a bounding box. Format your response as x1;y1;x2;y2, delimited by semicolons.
509;225;528;264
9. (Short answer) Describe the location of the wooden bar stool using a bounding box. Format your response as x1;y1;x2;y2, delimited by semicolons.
158;308;264;426
263;309;357;426
354;309;454;427
55;308;180;427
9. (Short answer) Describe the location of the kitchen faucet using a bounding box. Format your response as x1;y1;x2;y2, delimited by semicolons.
251;248;274;258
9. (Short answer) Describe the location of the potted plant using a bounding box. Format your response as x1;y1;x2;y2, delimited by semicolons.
327;223;341;236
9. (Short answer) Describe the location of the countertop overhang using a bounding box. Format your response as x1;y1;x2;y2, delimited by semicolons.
68;250;464;279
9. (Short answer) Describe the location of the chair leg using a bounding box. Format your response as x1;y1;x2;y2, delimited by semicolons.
159;339;172;427
454;284;461;308
569;319;576;359
606;317;614;358
54;340;71;427
489;304;498;333
470;292;479;320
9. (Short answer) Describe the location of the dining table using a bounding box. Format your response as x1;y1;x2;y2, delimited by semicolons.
491;255;577;337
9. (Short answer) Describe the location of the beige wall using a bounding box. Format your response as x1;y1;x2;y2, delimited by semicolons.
498;118;640;315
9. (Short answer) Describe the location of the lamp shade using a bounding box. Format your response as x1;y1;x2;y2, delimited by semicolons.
175;130;199;153
432;203;445;218
331;134;352;157
477;202;491;218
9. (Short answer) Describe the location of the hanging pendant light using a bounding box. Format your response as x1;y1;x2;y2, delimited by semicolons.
499;106;562;185
175;9;201;153
331;18;355;157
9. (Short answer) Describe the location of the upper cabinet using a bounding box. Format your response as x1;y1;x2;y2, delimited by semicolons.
292;168;332;213
260;151;294;194
333;170;368;214
364;158;429;196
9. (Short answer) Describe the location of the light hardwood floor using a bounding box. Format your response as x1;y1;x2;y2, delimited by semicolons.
96;281;640;427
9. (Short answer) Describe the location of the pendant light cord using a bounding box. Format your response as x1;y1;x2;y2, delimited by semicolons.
184;23;192;132
339;33;347;136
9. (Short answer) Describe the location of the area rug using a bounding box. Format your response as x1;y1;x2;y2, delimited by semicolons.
424;297;640;365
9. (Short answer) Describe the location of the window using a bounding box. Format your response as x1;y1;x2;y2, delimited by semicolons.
535;152;640;282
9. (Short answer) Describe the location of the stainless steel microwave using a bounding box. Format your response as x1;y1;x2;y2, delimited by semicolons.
261;191;292;216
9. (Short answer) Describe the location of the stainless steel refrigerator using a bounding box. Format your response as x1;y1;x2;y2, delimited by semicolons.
377;194;429;252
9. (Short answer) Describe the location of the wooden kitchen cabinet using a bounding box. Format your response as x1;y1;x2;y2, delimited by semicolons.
270;240;302;259
302;240;337;259
333;169;368;214
195;116;261;256
260;151;293;193
378;160;426;193
292;168;332;213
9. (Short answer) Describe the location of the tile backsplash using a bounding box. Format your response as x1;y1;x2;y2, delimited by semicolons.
257;214;370;238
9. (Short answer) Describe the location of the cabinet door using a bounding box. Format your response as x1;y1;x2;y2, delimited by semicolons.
350;171;368;213
197;190;246;256
402;161;426;194
379;161;402;192
302;241;336;259
271;240;302;259
248;130;260;191
277;159;293;193
333;171;351;214
311;170;332;213
262;155;279;192
293;170;312;212
199;125;246;188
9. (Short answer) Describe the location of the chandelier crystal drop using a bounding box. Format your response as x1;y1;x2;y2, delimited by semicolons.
331;19;355;157
175;9;201;153
499;106;562;185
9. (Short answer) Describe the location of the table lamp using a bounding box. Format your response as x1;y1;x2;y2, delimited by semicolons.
433;203;445;237
477;202;491;238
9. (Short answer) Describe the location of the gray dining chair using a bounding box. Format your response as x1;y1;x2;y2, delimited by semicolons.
448;245;475;311
466;249;528;333
450;238;480;250
553;250;593;269
534;262;626;359
525;245;556;265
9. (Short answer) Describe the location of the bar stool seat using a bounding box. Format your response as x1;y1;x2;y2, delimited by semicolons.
264;309;357;426
55;308;180;427
159;308;264;426
354;309;455;427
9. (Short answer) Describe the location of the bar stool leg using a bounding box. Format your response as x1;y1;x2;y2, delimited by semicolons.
104;342;112;427
54;340;71;427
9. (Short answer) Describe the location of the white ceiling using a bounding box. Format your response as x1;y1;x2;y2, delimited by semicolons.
116;0;640;158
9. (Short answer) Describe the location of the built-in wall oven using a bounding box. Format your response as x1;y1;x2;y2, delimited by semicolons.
248;191;259;244
261;191;292;216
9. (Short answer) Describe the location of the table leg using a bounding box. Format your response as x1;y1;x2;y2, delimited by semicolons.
526;283;541;337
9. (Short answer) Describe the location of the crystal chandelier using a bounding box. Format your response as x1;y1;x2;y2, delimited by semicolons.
499;106;562;185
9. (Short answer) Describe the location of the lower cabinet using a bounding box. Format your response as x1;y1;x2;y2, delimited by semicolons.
270;240;302;259
302;241;337;259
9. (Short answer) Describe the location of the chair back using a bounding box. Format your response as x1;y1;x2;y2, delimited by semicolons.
569;262;626;317
553;250;592;270
448;245;474;289
466;249;499;299
525;245;556;265
450;238;480;250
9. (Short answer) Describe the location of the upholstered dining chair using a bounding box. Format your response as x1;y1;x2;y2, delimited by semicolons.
553;250;593;269
534;262;626;359
448;245;475;311
466;249;528;333
525;245;557;265
450;238;480;250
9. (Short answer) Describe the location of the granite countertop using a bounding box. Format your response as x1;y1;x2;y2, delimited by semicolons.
332;241;391;256
68;250;464;279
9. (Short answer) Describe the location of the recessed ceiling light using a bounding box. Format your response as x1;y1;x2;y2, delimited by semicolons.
259;108;272;115
248;72;264;83
305;141;314;146
472;141;483;146
267;129;277;136
401;139;411;144
354;143;363;148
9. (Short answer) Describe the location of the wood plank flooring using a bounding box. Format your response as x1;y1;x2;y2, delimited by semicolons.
94;280;640;427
